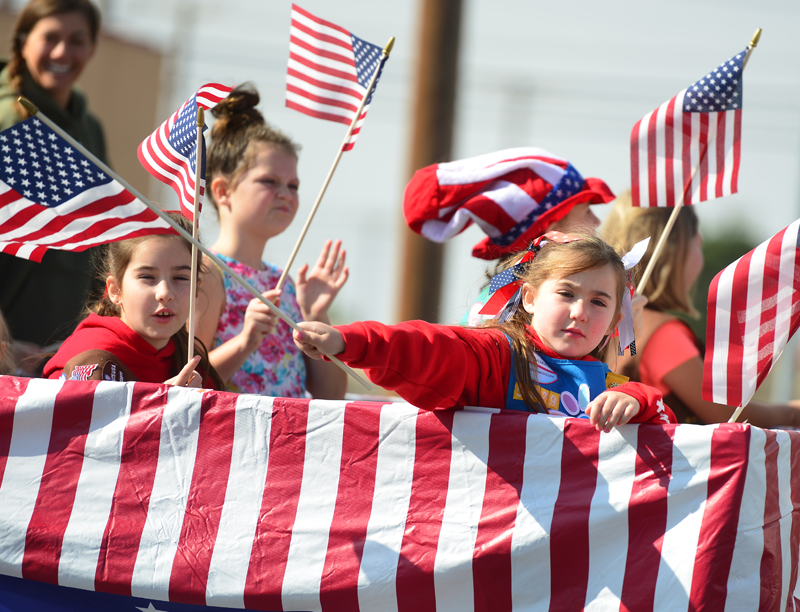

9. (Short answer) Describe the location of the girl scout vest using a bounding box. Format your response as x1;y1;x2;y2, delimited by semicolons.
505;346;628;417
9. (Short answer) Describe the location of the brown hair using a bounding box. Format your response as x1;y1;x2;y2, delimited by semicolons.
8;0;101;92
484;235;627;413
601;190;700;316
206;84;300;210
0;309;16;376
86;213;223;389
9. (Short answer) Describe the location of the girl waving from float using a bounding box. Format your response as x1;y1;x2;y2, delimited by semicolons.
44;214;222;389
195;85;348;399
294;233;676;430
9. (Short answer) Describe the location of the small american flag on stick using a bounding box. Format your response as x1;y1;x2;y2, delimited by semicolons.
631;48;746;208
137;83;233;220
0;117;173;262
286;4;387;151
703;218;800;410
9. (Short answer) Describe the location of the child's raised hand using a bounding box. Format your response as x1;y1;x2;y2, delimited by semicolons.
240;288;281;353
293;321;344;359
165;355;202;388
586;391;641;432
296;239;349;323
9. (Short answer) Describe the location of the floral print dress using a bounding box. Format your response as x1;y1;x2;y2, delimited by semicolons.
213;253;306;397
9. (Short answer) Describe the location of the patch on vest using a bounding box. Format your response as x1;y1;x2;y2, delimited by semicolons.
69;364;97;381
103;361;125;382
605;371;630;388
531;353;558;385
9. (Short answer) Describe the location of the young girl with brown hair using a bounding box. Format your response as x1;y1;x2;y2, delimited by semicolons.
294;233;675;430
43;215;222;388
196;85;348;399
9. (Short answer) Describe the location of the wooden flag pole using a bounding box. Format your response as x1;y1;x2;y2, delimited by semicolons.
275;36;395;292
636;28;762;297
187;106;204;361
19;98;376;391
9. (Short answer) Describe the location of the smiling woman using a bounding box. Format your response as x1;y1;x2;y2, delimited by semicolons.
0;0;108;369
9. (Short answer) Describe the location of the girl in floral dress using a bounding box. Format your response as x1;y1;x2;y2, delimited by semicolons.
196;85;348;399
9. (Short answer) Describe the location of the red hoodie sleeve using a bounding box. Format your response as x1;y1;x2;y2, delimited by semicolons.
335;320;510;409
613;381;676;424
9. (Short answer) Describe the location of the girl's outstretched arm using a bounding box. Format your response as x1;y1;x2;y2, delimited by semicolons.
295;321;347;399
295;240;349;323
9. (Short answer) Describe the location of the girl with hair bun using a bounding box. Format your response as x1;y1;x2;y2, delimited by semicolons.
196;85;348;399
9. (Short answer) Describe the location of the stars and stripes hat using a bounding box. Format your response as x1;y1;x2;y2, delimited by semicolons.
402;148;615;260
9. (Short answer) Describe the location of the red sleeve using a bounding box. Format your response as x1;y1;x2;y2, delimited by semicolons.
335;320;510;409
613;381;677;424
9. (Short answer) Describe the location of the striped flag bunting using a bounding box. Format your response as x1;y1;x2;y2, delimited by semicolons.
0;117;173;262
137;83;234;221
630;48;746;207
703;218;800;408
0;376;798;611
287;4;387;151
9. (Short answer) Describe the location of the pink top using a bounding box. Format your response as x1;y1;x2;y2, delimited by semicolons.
639;319;701;397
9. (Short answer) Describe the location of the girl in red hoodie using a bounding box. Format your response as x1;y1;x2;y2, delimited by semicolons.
294;233;675;431
44;214;222;389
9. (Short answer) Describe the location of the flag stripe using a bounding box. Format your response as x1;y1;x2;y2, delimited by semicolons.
585;427;638;610
168;391;238;605
243;397;310;610
689;424;749;608
620;425;675;612
281;400;346;612
58;381;133;591
94;385;168;596
472;412;527;612
0;377;29;490
396;410;454;612
0;378;61;579
786;432;800;612
22;381;99;584
319;401;382;611
549;421;599;609
433;410;491;612
356;402;419;612
205;394;273;609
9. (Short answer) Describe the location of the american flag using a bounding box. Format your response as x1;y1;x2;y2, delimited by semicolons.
0;117;173;262
287;4;387;151
137;83;234;221
703;219;800;408
1;376;798;611
403;148;615;259
630;48;746;208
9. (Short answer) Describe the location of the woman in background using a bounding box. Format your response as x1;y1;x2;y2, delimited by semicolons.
0;0;106;372
602;192;800;426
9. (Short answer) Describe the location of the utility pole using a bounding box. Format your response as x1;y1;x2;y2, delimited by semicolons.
397;0;463;322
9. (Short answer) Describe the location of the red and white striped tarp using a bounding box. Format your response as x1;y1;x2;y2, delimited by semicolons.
0;376;798;611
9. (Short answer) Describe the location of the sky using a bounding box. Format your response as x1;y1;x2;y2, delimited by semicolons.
18;0;800;328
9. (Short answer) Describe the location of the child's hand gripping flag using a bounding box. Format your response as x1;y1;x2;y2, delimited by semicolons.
0;116;173;261
286;4;388;151
137;83;233;220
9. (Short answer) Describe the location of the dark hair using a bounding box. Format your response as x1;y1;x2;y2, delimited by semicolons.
483;235;626;413
206;83;300;210
86;213;223;389
8;0;101;92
